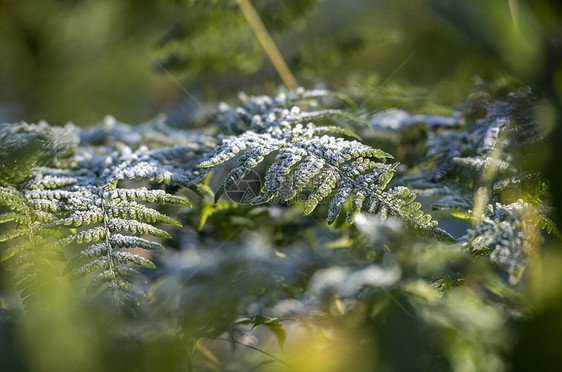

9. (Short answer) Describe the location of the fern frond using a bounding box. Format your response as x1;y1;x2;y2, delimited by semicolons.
303;168;340;216
0;186;26;212
106;187;191;206
252;147;307;203
432;195;473;211
0;121;79;183
68;232;159;303
310;125;361;139
107;218;172;238
0;240;34;261
108;146;199;188
296;88;358;110
492;171;541;192
199;133;282;168
0;228;27;242
107;200;181;226
462;201;534;284
110;234;164;250
71;257;111;279
325;161;394;223
32;174;78;189
216;89;362;134
64;226;108;245
65;237;163;275
25;198;60;213
201;89;447;238
0;120;193;306
0;212;30;224
87;272;146;298
50;210;104;228
0;223;65;308
64;243;109;273
421;91;544;182
286;156;325;200
213;143;285;203
286;109;368;127
453;156;516;174
111;251;156;268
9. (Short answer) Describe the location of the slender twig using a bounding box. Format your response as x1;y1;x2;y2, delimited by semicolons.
236;0;298;90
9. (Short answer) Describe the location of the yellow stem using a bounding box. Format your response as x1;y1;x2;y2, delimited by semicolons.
236;0;298;90
472;130;507;224
508;0;519;32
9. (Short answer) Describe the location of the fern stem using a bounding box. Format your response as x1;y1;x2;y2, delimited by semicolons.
471;129;507;225
100;188;118;301
236;0;298;90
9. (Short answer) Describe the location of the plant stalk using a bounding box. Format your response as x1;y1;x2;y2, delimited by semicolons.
236;0;298;90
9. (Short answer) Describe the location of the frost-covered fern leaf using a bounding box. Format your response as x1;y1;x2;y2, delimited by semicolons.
462;200;547;284
77;115;217;150
0;122;79;184
41;141;194;304
394;174;474;214
366;108;462;145
200;90;450;239
0;185;67;307
424;91;542;182
395;90;548;225
214;88;362;134
0;122;79;307
1;120;195;306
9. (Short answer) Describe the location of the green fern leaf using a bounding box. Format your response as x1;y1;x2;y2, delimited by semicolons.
201;89;445;237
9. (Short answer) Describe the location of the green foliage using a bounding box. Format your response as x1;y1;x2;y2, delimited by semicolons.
0;119;195;307
0;122;79;184
0;123;79;308
0;86;559;371
156;0;322;74
386;87;554;284
199;89;449;241
2;1;562;371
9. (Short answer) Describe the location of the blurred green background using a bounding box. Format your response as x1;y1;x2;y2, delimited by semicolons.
2;0;560;126
2;1;562;371
0;0;180;125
